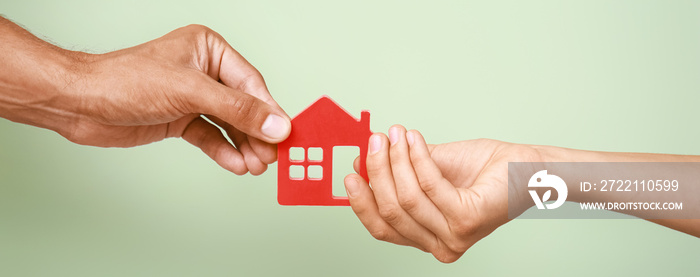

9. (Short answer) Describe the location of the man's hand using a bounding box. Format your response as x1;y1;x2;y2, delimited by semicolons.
343;125;541;263
0;18;290;175
67;25;291;175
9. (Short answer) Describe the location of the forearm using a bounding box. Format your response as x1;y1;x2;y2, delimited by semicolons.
532;144;700;236
0;17;86;136
534;144;700;163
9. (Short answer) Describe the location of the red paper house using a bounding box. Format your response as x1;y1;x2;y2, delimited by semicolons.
278;96;371;206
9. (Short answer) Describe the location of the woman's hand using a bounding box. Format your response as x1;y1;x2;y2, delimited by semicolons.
344;125;541;262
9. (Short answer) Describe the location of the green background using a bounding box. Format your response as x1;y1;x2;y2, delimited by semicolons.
2;0;699;276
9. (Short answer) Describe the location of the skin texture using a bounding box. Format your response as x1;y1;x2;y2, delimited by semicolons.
345;125;700;263
0;17;291;175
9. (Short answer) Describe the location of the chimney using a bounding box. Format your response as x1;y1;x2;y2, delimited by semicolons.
360;110;370;128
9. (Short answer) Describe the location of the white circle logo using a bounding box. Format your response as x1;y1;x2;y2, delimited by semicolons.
528;170;568;210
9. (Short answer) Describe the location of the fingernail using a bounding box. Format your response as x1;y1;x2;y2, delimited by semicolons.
389;127;399;146
261;114;290;140
406;131;415;146
369;134;382;154
345;177;358;198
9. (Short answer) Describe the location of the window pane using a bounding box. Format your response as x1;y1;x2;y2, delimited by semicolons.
289;165;304;179
289;147;304;161
308;147;323;161
308;165;323;180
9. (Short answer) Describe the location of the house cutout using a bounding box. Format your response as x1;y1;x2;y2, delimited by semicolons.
278;96;371;206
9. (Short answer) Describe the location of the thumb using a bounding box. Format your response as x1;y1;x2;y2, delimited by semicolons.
187;78;291;144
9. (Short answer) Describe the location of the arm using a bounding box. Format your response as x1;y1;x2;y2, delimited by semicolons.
533;145;700;235
344;125;700;263
0;17;290;174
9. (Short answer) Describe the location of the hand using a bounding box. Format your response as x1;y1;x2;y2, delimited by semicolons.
344;125;541;263
0;20;290;175
70;25;292;175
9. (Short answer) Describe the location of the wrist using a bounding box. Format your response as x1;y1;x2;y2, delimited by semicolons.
0;17;96;137
0;46;92;137
46;50;95;137
525;145;590;203
530;144;607;163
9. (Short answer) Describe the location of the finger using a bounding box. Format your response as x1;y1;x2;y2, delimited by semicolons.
248;136;277;164
211;114;277;165
387;125;452;240
344;174;426;252
208;35;293;130
229;130;268;176
185;77;291;144
165;114;201;138
181;116;248;175
201;30;277;106
208;116;268;175
367;133;447;252
216;40;278;107
407;130;463;224
353;155;361;174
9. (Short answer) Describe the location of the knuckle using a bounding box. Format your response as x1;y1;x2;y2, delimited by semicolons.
389;144;407;159
365;160;385;177
176;24;213;45
191;132;208;150
244;156;267;176
446;239;470;254
180;24;222;52
368;228;391;242
377;204;402;225
397;194;419;213
417;175;439;193
452;219;477;238
236;72;264;93
221;151;248;175
183;24;212;35
183;119;206;144
434;251;461;264
230;96;263;126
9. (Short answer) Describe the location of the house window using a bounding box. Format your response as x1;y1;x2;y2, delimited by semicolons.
289;165;305;179
288;147;324;180
308;165;323;179
308;147;323;161
289;147;305;161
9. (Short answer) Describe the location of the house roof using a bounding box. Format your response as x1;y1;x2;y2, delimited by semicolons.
282;95;370;146
292;96;361;124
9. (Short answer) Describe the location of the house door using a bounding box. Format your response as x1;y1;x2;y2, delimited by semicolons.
332;146;360;197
